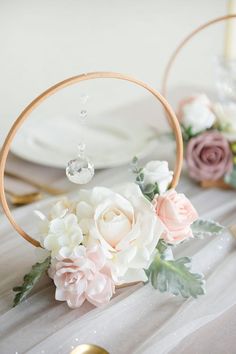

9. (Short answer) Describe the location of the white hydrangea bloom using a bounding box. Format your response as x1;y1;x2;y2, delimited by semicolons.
42;213;83;258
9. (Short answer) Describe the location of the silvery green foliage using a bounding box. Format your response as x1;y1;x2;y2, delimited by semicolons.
131;157;159;201
146;241;205;298
224;167;236;188
191;219;225;238
13;257;51;307
141;182;159;202
181;124;196;142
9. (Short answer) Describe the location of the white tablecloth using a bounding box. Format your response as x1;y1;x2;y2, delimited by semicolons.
0;153;236;354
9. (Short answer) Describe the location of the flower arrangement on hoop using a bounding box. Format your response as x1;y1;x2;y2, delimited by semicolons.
177;94;236;188
12;157;224;308
162;14;236;189
0;72;225;309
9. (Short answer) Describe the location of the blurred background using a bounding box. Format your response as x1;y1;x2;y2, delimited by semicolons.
0;0;227;144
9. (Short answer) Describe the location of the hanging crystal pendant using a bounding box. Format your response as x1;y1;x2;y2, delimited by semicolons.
66;156;94;184
66;95;94;185
66;142;94;184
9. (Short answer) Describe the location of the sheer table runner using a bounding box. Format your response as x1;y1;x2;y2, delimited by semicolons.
0;160;236;354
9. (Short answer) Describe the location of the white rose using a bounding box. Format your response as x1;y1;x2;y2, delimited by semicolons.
180;94;216;134
213;102;236;141
76;183;163;284
142;161;173;194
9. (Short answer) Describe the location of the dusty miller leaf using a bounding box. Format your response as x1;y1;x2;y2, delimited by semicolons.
224;167;236;188
146;253;205;298
191;219;224;237
13;257;51;307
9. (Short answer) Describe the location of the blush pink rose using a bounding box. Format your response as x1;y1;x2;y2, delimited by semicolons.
49;245;115;308
186;131;233;181
154;189;198;244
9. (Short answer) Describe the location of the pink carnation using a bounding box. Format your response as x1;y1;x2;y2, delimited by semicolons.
186;131;233;181
49;245;115;308
154;189;198;245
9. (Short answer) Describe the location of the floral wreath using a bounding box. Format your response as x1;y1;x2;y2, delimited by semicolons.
12;158;224;308
161;14;236;190
0;72;224;309
177;94;236;189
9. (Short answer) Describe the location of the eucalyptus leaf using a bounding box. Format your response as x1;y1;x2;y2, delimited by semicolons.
224;167;236;188
142;182;160;202
156;239;168;254
146;253;205;298
143;183;156;194
132;156;138;165
191;219;224;237
13;257;51;307
181;125;196;142
136;172;144;183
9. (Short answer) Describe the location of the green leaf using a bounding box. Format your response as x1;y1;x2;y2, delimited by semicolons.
143;183;156;194
141;182;160;202
130;156;143;174
181;124;202;142
146;253;205;298
156;239;168;254
191;219;225;237
224;167;236;188
136;172;144;183
13;257;51;307
132;156;138;165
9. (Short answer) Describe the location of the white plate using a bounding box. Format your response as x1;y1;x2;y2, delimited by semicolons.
11;115;158;169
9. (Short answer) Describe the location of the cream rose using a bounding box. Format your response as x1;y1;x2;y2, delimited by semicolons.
76;183;163;284
142;161;173;194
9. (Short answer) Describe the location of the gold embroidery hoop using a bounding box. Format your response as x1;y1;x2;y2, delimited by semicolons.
0;72;183;247
162;14;236;98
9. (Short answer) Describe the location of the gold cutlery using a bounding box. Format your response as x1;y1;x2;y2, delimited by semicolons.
5;170;67;196
70;344;109;354
5;189;42;206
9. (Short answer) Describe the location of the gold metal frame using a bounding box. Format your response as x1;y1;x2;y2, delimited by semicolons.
0;72;183;247
162;14;236;98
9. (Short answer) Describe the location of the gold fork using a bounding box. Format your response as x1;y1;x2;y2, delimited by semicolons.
5;189;42;206
5;171;67;196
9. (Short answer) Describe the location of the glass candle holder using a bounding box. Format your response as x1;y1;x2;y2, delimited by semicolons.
215;56;236;103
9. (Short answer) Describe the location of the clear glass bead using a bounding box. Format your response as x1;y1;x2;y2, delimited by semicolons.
80;94;89;105
80;110;87;121
66;156;94;184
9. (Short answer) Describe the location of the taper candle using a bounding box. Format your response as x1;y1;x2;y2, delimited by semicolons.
224;0;236;60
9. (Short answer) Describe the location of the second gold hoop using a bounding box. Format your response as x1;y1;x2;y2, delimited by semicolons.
162;14;236;98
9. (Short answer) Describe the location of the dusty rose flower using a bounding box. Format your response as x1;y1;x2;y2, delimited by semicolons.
186;131;233;181
154;189;198;244
49;245;115;308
